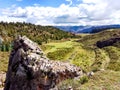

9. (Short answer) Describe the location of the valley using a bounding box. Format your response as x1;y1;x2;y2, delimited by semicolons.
0;22;120;89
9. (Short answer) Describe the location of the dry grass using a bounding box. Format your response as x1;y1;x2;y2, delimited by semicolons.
0;52;9;72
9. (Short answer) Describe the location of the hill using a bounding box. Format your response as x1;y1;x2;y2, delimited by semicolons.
0;27;120;89
0;22;76;45
77;29;120;71
40;29;120;89
41;29;120;71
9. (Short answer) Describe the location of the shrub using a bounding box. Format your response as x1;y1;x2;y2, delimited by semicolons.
78;76;89;84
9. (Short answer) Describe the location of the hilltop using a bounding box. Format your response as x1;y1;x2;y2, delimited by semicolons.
0;22;76;45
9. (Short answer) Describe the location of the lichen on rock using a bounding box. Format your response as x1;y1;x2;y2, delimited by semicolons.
4;36;83;90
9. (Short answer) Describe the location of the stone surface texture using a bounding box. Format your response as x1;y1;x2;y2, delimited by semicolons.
4;36;83;90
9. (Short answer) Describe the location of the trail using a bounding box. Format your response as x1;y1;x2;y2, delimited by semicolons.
67;51;77;62
94;48;111;69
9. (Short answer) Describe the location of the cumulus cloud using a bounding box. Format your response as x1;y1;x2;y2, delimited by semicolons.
0;0;120;25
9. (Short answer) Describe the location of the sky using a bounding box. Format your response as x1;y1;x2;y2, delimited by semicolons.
0;0;120;26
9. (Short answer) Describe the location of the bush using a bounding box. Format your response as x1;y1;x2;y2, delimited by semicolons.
0;43;11;52
79;76;89;84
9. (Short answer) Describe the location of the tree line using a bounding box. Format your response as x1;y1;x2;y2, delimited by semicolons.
0;22;77;51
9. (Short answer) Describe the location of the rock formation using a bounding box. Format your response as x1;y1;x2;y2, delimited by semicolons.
4;36;83;90
96;37;120;48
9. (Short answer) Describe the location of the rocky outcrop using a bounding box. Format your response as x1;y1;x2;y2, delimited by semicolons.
96;37;120;48
4;36;83;90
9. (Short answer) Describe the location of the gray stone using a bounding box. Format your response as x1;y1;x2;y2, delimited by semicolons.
4;36;83;90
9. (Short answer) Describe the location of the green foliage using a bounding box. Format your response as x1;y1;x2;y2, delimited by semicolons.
0;43;11;52
0;22;76;45
78;76;89;84
1;44;5;51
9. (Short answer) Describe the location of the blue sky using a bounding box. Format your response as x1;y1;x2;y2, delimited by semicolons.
0;0;120;25
0;0;72;8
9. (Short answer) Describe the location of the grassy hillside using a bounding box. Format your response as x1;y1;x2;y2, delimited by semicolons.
78;29;120;71
0;28;120;89
78;29;120;47
40;29;120;89
41;29;120;72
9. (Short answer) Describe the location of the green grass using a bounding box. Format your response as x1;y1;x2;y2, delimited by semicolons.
80;70;120;90
41;40;96;69
41;32;120;72
41;40;76;61
57;70;120;90
91;48;111;72
47;47;74;60
103;46;120;71
0;29;120;90
41;40;74;53
71;48;95;72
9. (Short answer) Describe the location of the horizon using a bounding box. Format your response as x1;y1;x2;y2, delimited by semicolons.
1;21;120;27
0;0;120;26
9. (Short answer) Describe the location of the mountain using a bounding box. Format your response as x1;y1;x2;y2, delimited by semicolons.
55;25;120;33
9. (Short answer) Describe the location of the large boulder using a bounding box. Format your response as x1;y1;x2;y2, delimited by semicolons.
4;36;83;90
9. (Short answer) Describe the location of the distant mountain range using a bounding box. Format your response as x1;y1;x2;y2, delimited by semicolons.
55;25;120;33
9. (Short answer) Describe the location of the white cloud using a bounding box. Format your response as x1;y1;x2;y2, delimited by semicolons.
0;0;120;26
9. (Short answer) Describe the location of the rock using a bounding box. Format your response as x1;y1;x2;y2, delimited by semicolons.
4;36;83;90
96;37;120;48
68;86;73;90
87;71;94;77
